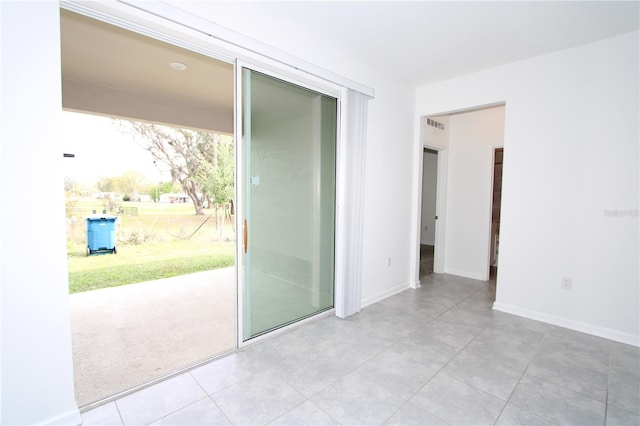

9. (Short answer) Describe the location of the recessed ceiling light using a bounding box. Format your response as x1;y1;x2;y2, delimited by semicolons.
169;61;187;71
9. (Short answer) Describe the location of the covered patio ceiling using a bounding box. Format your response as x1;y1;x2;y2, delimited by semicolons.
60;9;234;134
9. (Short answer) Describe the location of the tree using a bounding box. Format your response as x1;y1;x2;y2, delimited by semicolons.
64;176;77;193
96;171;147;202
96;176;115;193
193;135;235;239
149;181;180;203
112;170;147;201
121;121;218;215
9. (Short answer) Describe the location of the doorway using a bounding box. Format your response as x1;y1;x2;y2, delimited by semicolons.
490;148;504;277
239;68;337;342
413;105;505;285
61;10;237;407
420;148;438;278
62;7;342;406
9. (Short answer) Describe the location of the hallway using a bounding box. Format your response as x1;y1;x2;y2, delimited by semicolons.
420;244;434;277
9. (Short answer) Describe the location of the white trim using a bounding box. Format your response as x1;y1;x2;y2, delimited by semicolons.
409;139;425;290
60;0;373;98
361;281;411;309
433;149;448;274
311;95;322;309
238;309;335;349
493;302;640;347
443;268;485;281
334;92;348;317
238;61;341;100
234;60;244;349
410;149;447;286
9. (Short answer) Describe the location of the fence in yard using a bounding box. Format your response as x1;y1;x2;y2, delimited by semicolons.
118;206;139;216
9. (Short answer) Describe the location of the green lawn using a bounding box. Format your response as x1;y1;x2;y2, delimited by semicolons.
68;240;235;293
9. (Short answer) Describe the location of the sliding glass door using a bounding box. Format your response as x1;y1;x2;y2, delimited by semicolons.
241;68;337;341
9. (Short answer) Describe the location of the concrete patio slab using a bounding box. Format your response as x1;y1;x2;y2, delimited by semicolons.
70;267;236;407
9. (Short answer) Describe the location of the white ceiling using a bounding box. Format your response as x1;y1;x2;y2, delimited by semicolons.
173;0;640;87
61;1;639;126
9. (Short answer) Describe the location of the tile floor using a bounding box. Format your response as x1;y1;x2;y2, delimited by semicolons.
81;273;640;425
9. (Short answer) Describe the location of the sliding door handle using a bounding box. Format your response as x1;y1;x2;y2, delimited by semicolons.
244;219;248;253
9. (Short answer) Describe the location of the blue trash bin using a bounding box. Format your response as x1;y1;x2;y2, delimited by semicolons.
86;215;117;255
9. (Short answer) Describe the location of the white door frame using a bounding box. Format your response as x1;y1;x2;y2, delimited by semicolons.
486;146;504;280
234;60;342;347
422;145;447;276
410;116;448;288
431;147;448;275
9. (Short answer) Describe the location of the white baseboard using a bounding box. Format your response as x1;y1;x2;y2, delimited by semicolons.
493;302;640;347
444;268;486;281
361;281;410;309
41;407;82;426
409;280;421;289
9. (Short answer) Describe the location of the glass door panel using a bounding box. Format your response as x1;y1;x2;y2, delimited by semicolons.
242;69;336;340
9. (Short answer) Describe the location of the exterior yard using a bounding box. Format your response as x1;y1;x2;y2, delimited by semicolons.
66;200;235;293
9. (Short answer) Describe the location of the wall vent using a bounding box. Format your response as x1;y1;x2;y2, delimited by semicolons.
426;118;444;130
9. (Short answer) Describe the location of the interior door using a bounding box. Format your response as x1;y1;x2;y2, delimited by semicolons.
240;68;337;341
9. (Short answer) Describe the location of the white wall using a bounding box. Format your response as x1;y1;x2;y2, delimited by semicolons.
360;79;415;305
415;31;640;345
444;106;505;280
421;151;438;245
0;2;81;424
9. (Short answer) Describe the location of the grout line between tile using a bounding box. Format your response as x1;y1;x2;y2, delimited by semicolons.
492;360;535;425
207;395;234;426
189;368;239;424
603;342;613;425
114;400;125;426
141;396;211;426
404;279;507;424
393;291;488;418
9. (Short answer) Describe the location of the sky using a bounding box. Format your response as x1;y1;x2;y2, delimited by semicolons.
61;111;170;186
